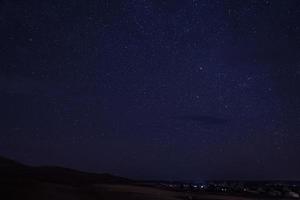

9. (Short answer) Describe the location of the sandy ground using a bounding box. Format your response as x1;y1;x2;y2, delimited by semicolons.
3;181;291;200
97;184;264;200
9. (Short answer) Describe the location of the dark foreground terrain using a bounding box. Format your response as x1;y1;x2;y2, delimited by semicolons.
0;156;297;200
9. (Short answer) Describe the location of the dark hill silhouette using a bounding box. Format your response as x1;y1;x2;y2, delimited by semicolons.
0;155;25;167
0;155;136;200
0;155;131;185
1;155;295;200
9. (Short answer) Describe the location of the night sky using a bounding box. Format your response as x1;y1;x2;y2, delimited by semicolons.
1;0;300;180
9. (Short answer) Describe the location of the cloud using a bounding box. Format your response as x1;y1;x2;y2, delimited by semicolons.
174;114;229;125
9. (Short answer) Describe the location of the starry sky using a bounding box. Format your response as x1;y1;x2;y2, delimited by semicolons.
0;0;300;180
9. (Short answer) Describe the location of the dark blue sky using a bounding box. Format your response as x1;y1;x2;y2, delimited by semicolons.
0;0;300;180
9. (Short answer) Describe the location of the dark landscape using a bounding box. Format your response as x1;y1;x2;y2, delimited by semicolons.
1;156;299;200
1;0;300;200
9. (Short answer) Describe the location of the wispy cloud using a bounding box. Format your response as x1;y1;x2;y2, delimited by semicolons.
174;114;229;125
